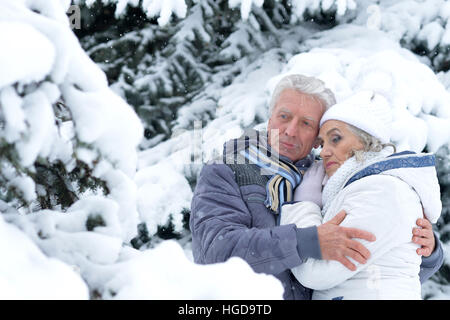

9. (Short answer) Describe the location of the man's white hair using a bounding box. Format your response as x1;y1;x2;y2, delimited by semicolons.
269;74;336;116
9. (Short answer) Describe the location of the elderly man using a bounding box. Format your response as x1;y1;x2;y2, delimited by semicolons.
190;74;443;300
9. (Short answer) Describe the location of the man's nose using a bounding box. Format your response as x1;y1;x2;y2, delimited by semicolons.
284;121;298;137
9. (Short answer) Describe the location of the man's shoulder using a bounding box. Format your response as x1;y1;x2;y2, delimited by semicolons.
198;158;234;183
193;160;241;197
202;161;269;191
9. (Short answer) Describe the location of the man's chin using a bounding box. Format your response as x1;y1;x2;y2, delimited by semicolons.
278;149;304;162
271;143;307;162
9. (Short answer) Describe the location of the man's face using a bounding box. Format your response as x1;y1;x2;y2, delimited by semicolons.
267;89;325;162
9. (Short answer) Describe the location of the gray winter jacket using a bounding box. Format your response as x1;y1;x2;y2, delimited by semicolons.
190;135;444;300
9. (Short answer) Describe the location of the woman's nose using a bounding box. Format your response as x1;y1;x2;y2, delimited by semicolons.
320;145;331;158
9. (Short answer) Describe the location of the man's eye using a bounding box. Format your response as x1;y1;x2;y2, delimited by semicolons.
301;120;315;130
280;114;288;119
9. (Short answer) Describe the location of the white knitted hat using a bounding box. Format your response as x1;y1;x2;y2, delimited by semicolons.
320;91;393;143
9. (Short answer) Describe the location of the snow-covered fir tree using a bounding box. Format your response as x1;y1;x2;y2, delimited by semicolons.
0;0;285;299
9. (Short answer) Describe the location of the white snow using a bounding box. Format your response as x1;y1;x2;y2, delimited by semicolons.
8;176;37;204
229;0;264;21
61;85;143;177
102;240;284;299
1;0;450;301
0;0;288;300
417;21;445;50
271;25;450;153
0;21;55;88
15;90;57;167
0;86;26;143
135;162;192;236
0;214;88;299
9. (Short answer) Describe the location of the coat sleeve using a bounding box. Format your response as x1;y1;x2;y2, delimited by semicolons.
419;232;444;283
280;201;323;228
291;175;423;290
190;162;303;274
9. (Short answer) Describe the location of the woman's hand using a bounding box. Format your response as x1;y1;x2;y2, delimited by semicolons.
294;160;325;207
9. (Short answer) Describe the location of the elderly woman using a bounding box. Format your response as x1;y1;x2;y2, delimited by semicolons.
280;91;442;300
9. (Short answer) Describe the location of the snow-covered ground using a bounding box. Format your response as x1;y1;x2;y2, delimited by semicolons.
0;0;449;299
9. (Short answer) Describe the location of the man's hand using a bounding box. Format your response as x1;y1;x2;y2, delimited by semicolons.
413;218;435;257
317;210;376;271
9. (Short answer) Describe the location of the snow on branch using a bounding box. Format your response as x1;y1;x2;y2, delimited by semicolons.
142;0;187;26
277;24;450;153
76;0;360;25
75;0;187;26
352;0;450;71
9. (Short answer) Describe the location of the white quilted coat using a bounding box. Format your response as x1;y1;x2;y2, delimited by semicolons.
281;152;442;300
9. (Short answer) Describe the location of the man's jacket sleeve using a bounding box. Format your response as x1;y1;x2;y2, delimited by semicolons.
190;162;303;275
419;232;444;283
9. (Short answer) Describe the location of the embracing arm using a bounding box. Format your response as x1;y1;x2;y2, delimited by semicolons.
411;214;444;283
419;231;444;283
190;162;319;274
290;175;419;290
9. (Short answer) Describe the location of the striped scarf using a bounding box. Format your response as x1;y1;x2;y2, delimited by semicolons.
225;129;310;215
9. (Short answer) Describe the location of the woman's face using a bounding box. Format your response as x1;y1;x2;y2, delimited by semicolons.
318;120;365;177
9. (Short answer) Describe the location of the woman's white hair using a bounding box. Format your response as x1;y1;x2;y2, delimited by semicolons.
347;124;397;161
269;74;336;116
